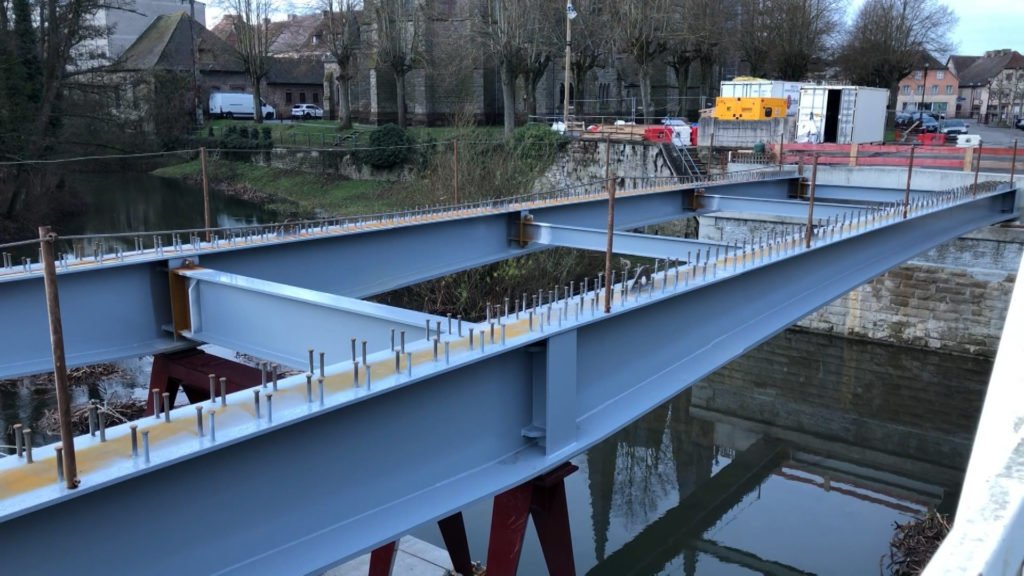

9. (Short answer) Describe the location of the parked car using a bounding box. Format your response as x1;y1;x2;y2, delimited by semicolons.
938;119;969;135
291;104;324;119
915;115;940;133
208;92;276;120
1016;117;1024;130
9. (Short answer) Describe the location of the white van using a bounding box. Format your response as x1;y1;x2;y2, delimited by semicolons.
208;92;276;120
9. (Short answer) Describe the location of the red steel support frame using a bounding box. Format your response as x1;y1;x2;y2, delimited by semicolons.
146;349;262;415
486;462;579;576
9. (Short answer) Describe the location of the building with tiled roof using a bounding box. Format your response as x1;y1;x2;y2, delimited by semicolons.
949;49;1024;123
896;53;958;118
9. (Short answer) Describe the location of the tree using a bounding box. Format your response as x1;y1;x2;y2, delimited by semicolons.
567;0;614;116
519;1;560;122
478;0;530;137
837;0;956;116
608;0;673;124
372;0;423;128
734;0;846;81
225;0;276;124
0;0;129;218
668;0;730;109
321;0;360;128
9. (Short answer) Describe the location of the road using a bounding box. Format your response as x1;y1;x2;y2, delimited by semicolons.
967;122;1023;147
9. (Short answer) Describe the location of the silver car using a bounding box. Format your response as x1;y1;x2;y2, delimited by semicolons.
290;104;324;119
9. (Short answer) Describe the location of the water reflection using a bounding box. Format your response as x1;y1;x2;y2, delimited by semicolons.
64;172;270;236
413;329;990;575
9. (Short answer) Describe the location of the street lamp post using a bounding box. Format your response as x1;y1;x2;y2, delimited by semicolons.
563;1;577;128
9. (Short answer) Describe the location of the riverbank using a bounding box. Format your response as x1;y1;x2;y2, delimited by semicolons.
152;159;394;218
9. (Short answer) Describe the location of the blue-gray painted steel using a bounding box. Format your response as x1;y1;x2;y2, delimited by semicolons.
0;262;185;379
526;222;732;260
0;188;1013;576
703;195;875;220
179;268;451;369
0;177;798;379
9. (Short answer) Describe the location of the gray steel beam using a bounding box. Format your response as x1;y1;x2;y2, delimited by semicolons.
0;176;798;379
701;195;877;220
0;262;184;379
524;221;732;261
0;188;1014;576
177;268;451;370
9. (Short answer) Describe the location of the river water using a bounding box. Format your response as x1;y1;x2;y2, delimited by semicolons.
412;329;990;576
0;173;993;575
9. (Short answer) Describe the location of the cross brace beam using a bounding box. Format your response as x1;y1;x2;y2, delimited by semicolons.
175;267;451;370
522;221;733;261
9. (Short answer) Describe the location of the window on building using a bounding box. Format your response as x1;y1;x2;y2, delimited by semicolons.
901;85;910;95
313;92;320;104
916;86;923;95
946;85;953;95
299;92;307;103
285;92;293;104
930;85;938;95
913;70;923;80
936;70;945;80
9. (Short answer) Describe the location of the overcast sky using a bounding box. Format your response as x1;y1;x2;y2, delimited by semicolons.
847;0;1021;57
206;0;1021;59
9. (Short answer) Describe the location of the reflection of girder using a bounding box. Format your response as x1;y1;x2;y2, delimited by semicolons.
687;538;814;576
587;438;787;576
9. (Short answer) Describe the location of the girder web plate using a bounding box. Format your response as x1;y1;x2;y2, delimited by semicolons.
177;267;453;369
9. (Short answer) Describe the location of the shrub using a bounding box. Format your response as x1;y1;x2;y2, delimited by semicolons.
509;123;568;163
359;124;412;168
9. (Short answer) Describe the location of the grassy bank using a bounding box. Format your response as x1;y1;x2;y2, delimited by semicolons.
153;158;398;216
198;120;505;149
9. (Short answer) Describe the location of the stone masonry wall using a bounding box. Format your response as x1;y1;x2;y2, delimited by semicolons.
700;214;1023;357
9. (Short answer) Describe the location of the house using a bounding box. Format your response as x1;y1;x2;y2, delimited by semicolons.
950;49;1024;123
895;53;958;118
265;57;327;119
78;0;207;66
106;12;247;133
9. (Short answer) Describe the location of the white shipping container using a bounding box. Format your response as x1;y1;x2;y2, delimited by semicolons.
719;80;806;115
796;85;889;144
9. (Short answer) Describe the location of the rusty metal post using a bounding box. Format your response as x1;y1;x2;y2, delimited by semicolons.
778;132;784;169
201;147;211;242
603;139;615;314
903;145;916;219
39;227;78;489
973;145;982;197
804;155;819;249
1011;139;1019;183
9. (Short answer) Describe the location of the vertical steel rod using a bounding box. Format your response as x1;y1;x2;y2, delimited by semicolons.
804;155;819;249
903;145;916;219
39;226;78;488
603;139;615;314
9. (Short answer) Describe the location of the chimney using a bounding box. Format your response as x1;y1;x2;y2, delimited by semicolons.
288;13;297;20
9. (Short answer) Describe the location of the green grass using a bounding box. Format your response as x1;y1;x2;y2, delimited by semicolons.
198;120;505;149
153;158;398;217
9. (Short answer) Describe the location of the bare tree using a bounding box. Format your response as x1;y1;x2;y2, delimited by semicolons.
609;0;672;123
371;0;422;128
734;0;845;80
225;0;276;124
519;1;560;121
837;0;956;116
0;0;131;218
321;0;359;128
567;0;614;116
478;0;530;137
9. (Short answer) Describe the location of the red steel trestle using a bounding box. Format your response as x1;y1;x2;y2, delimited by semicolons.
367;463;578;576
